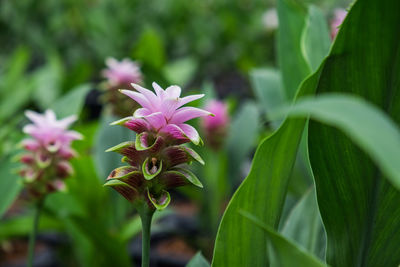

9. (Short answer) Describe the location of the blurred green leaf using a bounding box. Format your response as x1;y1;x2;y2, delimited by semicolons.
240;211;327;267
277;0;310;99
250;68;285;122
133;27;166;69
0;213;63;240
0;46;30;96
163;57;197;86
51;83;91;118
94;114;134;226
187;252;211;267
281;188;326;260
32;53;64;108
0;158;22;219
301;5;331;72
226;101;259;184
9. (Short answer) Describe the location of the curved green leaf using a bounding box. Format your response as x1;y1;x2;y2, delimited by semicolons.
283;94;400;189
211;67;322;266
51;83;91;118
240;211;327;267
301;0;400;265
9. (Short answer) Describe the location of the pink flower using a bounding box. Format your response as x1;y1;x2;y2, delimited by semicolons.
23;110;82;154
202;100;229;130
331;8;347;39
102;57;143;87
201;100;229;149
114;82;212;145
19;110;82;197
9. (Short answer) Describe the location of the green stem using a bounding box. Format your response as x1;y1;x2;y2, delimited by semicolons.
27;198;45;267
137;203;155;267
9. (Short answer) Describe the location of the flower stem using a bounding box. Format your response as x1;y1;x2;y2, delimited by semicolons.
27;198;45;267
137;204;155;267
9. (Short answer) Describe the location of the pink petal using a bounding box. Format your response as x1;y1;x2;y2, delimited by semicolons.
64;130;83;141
142;112;167;130
170;107;212;124
23;124;38;135
124;118;150;133
160;124;188;141
178;94;204;108
25;110;45;126
131;83;160;109
45;110;57;122
160;98;180;121
152;82;164;98
179;123;201;145
57;115;77;129
164;85;181;99
120;90;153;110
134;108;152;118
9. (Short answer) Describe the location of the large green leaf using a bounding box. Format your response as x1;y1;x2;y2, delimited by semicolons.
302;0;400;265
211;68;321;266
240;211;327;267
280;94;400;189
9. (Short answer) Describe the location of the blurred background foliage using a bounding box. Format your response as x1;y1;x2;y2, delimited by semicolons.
0;0;352;266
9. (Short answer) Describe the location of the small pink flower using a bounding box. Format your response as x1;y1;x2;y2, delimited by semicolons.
102;57;143;87
202;100;229;130
331;8;347;39
19;109;82;197
201;100;229;149
115;82;212;145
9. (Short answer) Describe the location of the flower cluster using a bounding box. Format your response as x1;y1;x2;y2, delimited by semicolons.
201;100;229;150
331;8;347;39
101;57;143;117
104;82;212;210
19;110;82;198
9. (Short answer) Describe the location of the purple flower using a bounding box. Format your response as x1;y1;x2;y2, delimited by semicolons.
19;110;82;197
114;82;212;145
331;8;347;39
102;57;143;87
201;100;229;149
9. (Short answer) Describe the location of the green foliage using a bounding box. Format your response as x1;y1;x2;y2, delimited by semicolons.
240;211;327;267
187;252;211;267
0;158;22;219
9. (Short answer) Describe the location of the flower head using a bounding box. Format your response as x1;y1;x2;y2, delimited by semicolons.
102;57;143;87
115;82;212;145
104;82;210;211
331;8;347;39
19;110;82;198
201;100;229;150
